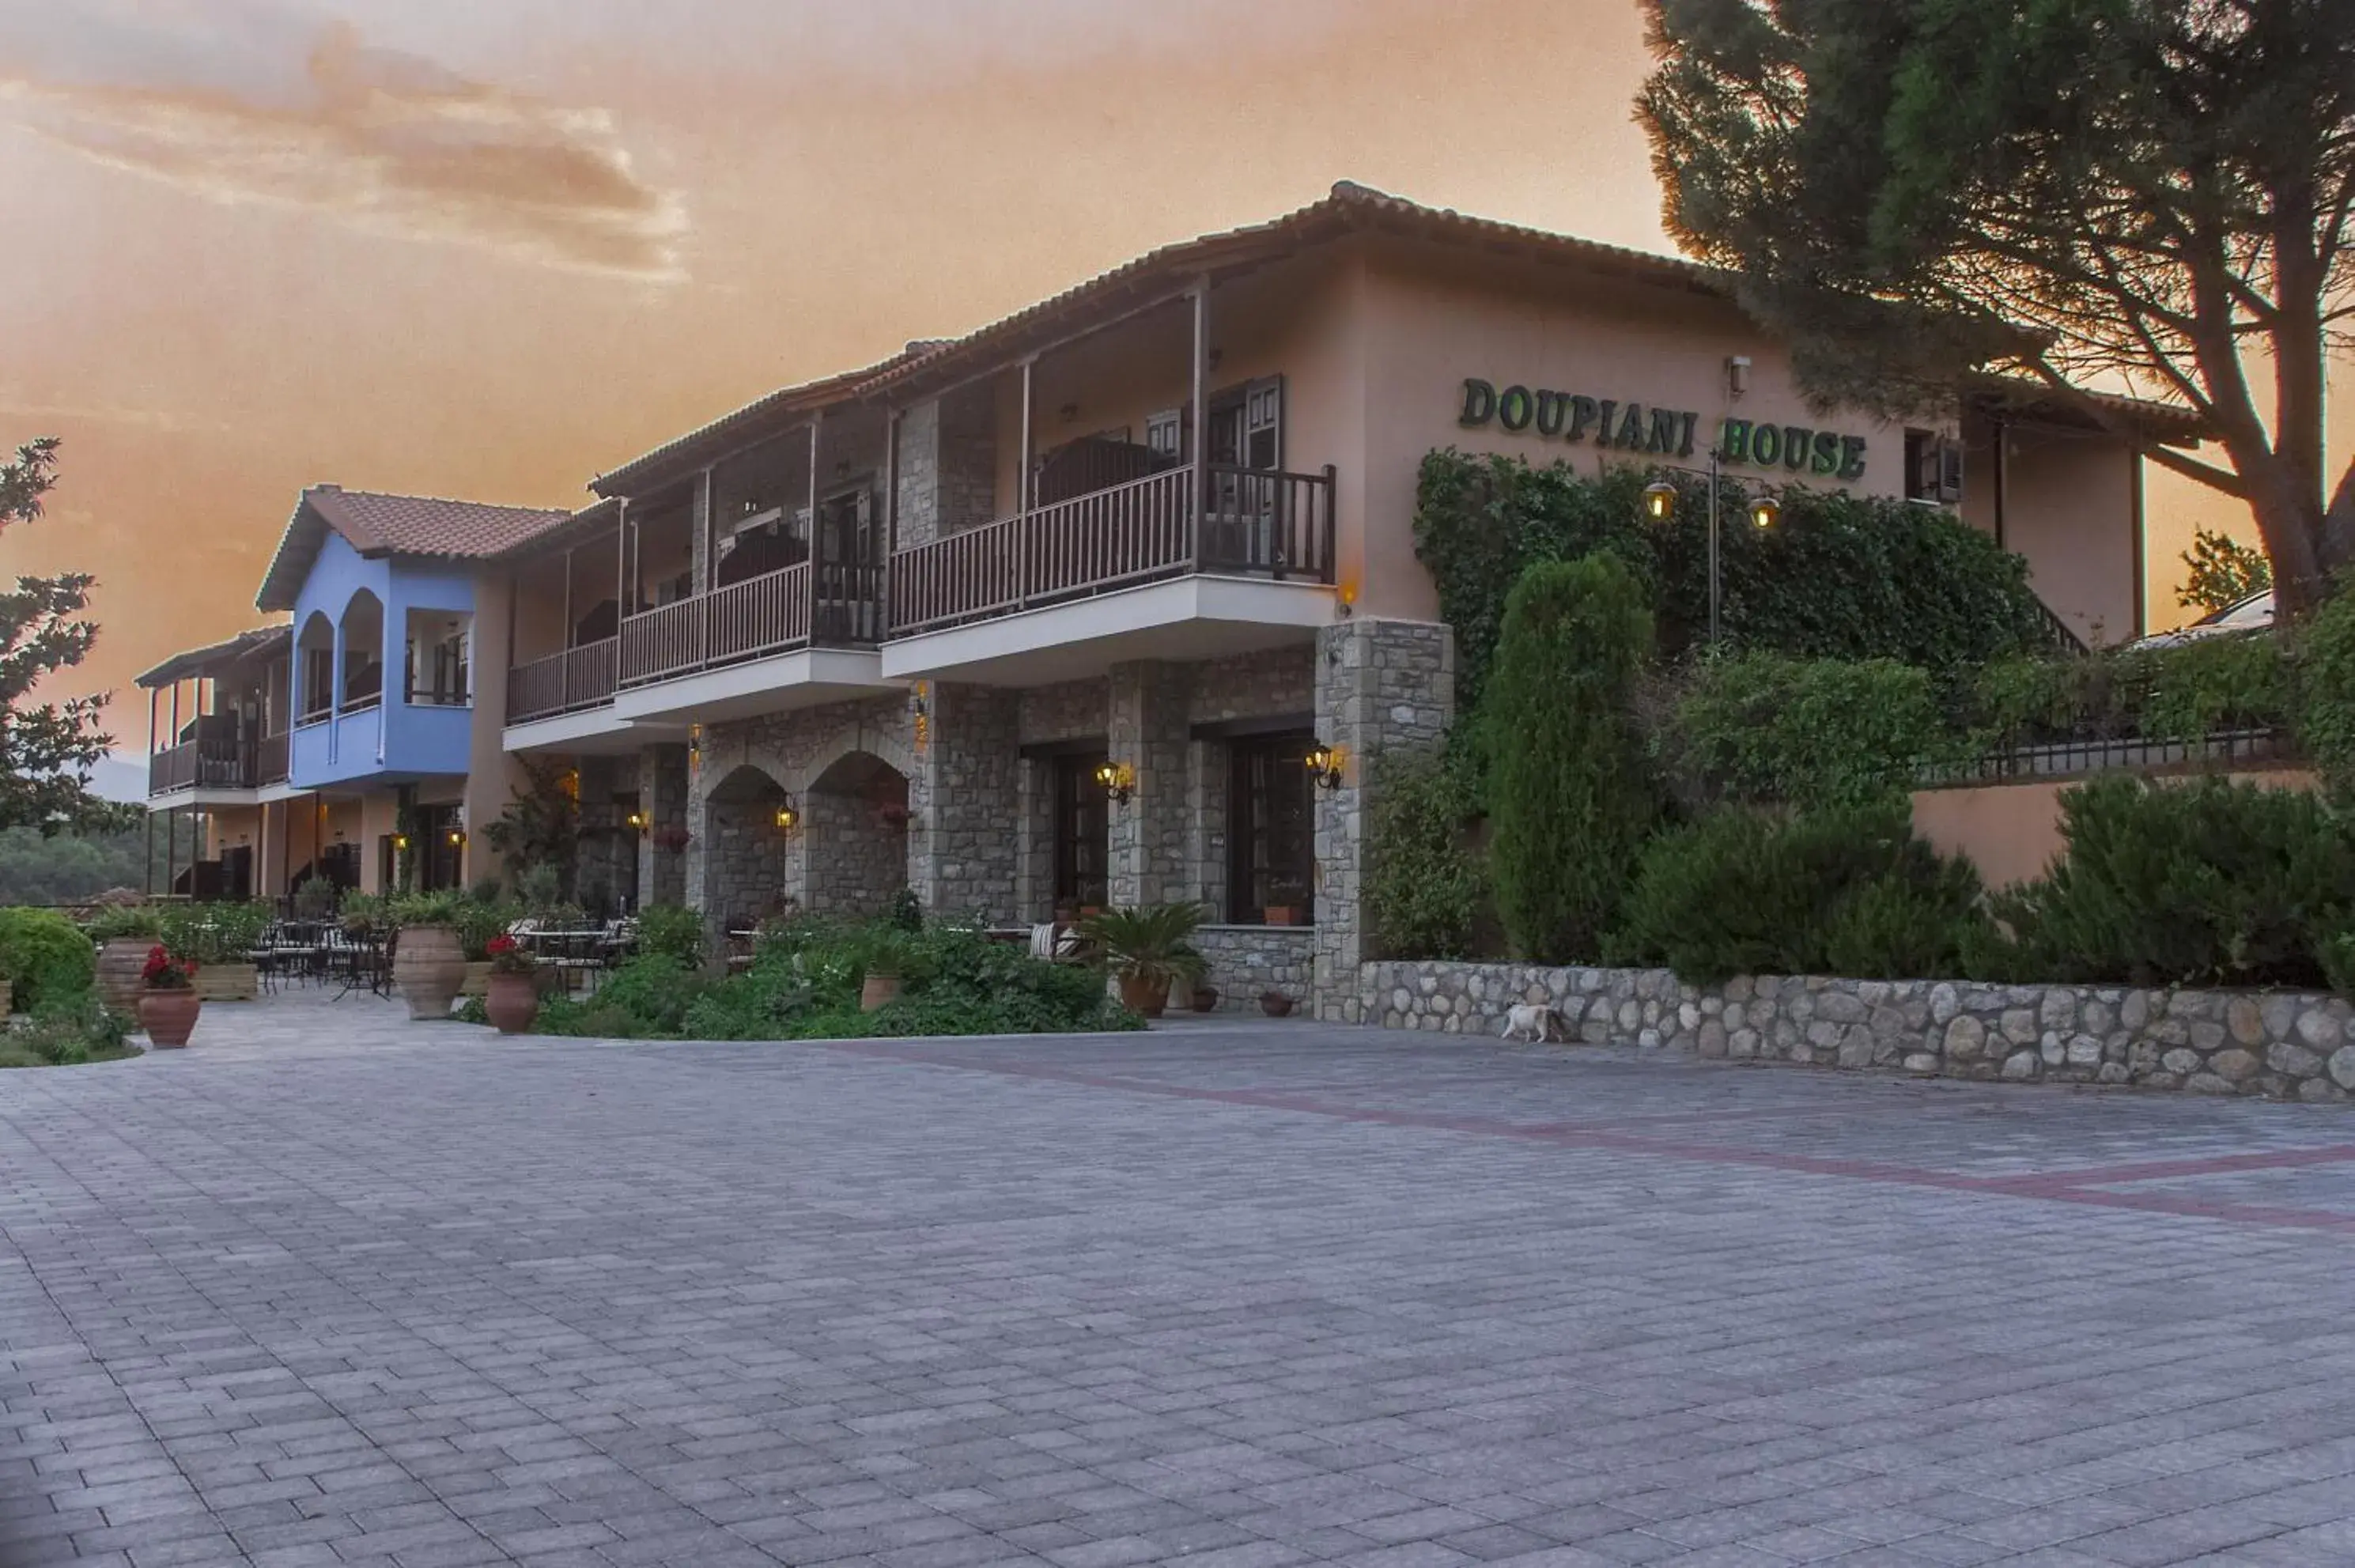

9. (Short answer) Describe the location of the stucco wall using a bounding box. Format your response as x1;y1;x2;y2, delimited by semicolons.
1913;766;2321;893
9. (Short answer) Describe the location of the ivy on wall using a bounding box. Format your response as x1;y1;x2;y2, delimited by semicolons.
1414;452;2065;713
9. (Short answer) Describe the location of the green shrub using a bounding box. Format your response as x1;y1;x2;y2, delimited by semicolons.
385;891;463;929
84;905;164;943
2134;633;2292;742
161;901;272;965
1415;452;2062;713
1979;776;2355;988
1364;750;1488;959
1;995;133;1067
0;908;96;1013
534;918;1131;1041
2298;586;2355;795
1608;803;1983;984
636;905;705;969
451;898;520;962
1658;652;1954;810
1485;553;1659;963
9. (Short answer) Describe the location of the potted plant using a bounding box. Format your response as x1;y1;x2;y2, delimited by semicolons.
292;875;339;923
1190;985;1220;1013
163;901;267;1003
1261;989;1296;1018
860;928;907;1012
88;905;164;1014
138;944;201;1048
482;935;541;1035
387;893;466;1021
1079;904;1206;1019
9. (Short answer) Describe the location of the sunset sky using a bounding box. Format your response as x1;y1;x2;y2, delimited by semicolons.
2;0;2342;737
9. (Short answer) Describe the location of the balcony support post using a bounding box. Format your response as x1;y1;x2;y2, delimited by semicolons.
807;415;823;640
170;678;181;756
883;407;900;631
1017;357;1035;606
147;685;158;759
1189;278;1211;569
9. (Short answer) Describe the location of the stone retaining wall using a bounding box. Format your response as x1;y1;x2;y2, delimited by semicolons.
1193;926;1315;1013
1363;961;2355;1103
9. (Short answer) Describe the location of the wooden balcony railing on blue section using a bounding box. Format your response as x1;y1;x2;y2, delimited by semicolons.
506;637;620;726
886;463;1337;638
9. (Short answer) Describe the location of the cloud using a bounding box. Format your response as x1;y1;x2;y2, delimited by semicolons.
0;0;685;279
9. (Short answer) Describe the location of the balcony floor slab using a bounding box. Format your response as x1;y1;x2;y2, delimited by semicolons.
610;646;898;726
502;705;684;756
882;574;1336;686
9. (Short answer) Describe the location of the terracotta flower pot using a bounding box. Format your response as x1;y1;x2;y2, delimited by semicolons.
485;972;540;1036
1260;992;1295;1018
1190;986;1219;1013
392;924;466;1022
1119;973;1171;1018
139;989;201;1048
860;973;902;1012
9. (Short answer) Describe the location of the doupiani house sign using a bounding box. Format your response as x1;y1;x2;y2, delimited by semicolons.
1457;378;1868;482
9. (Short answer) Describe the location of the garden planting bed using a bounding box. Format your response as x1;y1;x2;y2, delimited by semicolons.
1366;960;2355;1103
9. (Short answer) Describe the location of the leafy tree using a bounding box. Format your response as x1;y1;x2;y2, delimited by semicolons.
1484;553;1659;963
1639;0;2355;614
482;757;580;891
2176;525;2274;613
0;823;148;905
1;438;132;833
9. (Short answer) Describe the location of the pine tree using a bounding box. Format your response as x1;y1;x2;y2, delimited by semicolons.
0;438;132;834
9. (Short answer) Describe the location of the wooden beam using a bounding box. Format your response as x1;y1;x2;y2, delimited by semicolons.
1190;279;1211;561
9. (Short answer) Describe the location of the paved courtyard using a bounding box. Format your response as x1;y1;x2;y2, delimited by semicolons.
3;994;2353;1568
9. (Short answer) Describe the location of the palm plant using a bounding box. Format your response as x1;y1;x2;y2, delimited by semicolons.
1079;904;1207;1017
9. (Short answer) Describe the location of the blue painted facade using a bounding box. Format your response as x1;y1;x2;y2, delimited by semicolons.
286;531;477;789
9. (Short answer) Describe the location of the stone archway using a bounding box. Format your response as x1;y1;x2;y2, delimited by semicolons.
701;763;794;931
804;750;909;917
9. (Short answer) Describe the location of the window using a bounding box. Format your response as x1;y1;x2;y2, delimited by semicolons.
1227;732;1316;925
1145;409;1183;463
1905;429;1964;504
1053;753;1109;914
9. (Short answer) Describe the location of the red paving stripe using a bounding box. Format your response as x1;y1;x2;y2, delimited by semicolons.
807;1040;2355;1237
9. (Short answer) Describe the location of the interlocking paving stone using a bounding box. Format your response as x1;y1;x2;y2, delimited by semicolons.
2;989;2353;1565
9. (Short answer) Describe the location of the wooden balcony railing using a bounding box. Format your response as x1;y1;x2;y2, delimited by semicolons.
149;737;255;795
256;731;290;787
621;562;823;688
888;463;1336;637
507;637;620;725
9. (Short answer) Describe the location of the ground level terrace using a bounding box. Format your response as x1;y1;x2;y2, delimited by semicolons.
4;993;2352;1567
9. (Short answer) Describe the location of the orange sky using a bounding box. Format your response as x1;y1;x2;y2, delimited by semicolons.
0;0;2342;727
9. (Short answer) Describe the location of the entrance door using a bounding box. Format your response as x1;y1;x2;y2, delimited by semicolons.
1202;377;1284;569
1052;753;1109;915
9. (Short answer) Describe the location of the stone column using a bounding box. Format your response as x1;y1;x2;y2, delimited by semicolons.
1016;755;1055;923
1311;619;1455;1022
910;682;1020;922
641;742;691;910
1107;660;1189;909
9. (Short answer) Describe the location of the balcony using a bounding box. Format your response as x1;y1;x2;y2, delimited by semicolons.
257;730;291;787
508;637;620;725
618;559;886;689
888;465;1336;637
149;737;255;795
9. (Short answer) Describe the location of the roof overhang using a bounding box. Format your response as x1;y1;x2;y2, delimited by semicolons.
136;625;291;689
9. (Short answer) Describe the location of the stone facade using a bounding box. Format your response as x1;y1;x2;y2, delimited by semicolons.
1313;618;1456;1023
1364;960;2355;1103
916;683;1020;923
893;387;997;551
573;754;634;915
1106;661;1190;909
1193;927;1316;1014
638;744;689;909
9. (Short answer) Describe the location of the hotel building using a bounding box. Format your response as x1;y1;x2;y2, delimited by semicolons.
139;183;2202;1018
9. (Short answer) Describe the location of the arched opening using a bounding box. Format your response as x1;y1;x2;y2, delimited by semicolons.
806;750;910;918
296;612;336;723
338;589;384;711
703;763;795;932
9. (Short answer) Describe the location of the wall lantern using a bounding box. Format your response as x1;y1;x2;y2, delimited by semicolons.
1640;480;1679;523
625;810;648;833
1336;580;1359;619
1748;494;1783;531
1304;742;1346;792
447;829;467;849
1093;760;1137;804
392;833;411;852
774;803;800;831
1726;353;1752;399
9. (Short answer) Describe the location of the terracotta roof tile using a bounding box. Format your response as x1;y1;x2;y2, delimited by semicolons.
255;486;573;611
